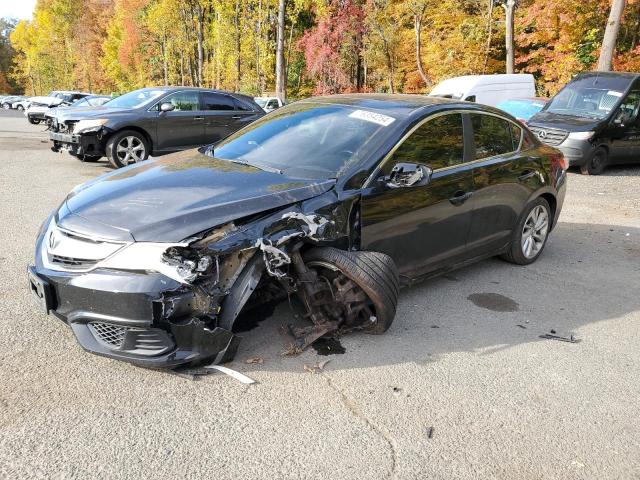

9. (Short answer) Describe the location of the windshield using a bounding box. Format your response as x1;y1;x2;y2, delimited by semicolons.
104;89;165;109
210;103;398;178
254;98;268;108
545;76;631;119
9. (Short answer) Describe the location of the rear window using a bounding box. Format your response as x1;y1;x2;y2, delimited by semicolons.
202;92;235;111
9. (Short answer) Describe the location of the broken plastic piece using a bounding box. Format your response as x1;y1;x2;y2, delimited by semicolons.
205;365;257;384
539;333;581;343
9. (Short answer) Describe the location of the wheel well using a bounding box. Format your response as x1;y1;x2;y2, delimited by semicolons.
539;193;557;227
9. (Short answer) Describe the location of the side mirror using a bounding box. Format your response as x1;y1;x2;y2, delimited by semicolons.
160;102;175;113
384;163;432;189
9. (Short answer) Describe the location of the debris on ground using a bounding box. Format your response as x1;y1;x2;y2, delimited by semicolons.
303;359;332;374
311;336;346;356
426;426;435;439
281;342;304;357
392;387;402;396
245;357;264;365
168;367;211;381
539;332;581;343
516;324;527;329
205;365;257;384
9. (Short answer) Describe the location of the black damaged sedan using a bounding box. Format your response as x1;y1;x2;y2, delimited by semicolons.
29;95;567;368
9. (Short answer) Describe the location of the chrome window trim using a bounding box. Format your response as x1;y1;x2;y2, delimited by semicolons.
364;109;525;187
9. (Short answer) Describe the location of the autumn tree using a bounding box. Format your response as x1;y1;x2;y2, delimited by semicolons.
598;0;627;70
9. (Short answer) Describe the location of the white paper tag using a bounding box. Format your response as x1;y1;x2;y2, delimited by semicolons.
349;109;396;126
607;90;623;97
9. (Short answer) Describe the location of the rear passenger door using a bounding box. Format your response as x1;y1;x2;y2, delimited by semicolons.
155;90;205;151
200;92;256;144
466;112;543;256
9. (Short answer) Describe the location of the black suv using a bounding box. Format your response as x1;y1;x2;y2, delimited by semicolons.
528;72;640;175
49;87;264;168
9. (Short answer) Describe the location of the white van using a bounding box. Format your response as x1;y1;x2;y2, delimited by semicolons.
428;74;536;107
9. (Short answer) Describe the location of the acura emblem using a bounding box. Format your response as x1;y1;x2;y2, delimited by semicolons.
48;229;60;251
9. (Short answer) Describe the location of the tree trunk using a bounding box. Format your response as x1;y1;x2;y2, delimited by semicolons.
162;33;169;85
196;4;204;86
504;0;516;74
235;0;241;91
414;7;430;87
483;0;494;73
275;0;286;102
598;0;626;71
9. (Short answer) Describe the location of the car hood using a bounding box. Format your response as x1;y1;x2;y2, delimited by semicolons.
29;96;64;106
528;110;602;131
58;149;335;242
54;106;136;121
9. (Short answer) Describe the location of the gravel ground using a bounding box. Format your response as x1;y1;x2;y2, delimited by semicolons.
0;110;639;479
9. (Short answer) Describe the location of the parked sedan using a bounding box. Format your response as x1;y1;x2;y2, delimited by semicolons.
49;87;264;166
28;94;566;369
44;95;113;126
1;95;27;109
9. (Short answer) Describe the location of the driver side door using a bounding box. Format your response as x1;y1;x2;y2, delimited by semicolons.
154;90;205;151
360;112;475;277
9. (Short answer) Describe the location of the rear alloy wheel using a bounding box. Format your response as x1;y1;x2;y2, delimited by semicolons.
501;197;551;265
580;147;607;175
303;247;399;334
17;105;24;111
106;130;149;168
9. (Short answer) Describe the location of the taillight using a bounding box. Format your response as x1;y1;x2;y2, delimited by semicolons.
550;151;568;171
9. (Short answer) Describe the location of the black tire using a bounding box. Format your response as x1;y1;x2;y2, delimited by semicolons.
580;147;607;175
17;105;24;111
27;117;41;125
2;103;9;109
501;197;552;265
105;130;150;168
303;247;399;334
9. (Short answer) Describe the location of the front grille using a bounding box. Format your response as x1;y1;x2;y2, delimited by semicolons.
50;254;98;270
89;322;127;348
529;127;569;146
42;221;127;273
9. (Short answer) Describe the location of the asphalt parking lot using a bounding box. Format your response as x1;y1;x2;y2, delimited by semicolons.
0;109;639;479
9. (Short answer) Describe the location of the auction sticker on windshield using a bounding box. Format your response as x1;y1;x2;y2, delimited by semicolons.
349;109;396;126
607;90;623;97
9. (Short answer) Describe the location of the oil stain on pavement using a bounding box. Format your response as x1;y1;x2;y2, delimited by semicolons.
467;293;519;312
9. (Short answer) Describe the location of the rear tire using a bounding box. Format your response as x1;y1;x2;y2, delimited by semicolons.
501;197;551;265
303;247;399;334
2;103;9;109
105;130;150;168
17;105;24;111
580;147;607;175
28;117;41;125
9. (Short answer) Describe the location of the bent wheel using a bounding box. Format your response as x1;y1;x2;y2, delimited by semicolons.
302;247;399;334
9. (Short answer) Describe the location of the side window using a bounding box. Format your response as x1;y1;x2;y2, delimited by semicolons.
509;122;523;150
162;91;199;111
233;98;252;111
201;92;236;111
390;113;465;170
471;114;516;159
465;95;476;102
267;99;279;109
617;90;640;124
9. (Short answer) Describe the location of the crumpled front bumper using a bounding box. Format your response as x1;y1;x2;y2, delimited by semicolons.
28;233;240;368
49;131;106;157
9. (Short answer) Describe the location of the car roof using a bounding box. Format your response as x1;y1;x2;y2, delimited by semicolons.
575;71;640;80
301;94;461;117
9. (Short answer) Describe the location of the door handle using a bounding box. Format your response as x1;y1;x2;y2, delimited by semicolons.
194;116;204;121
518;169;536;181
449;191;473;206
231;115;242;119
